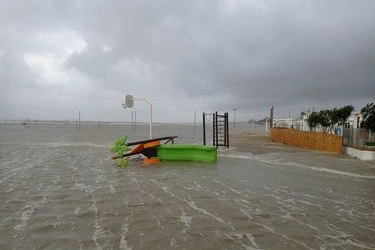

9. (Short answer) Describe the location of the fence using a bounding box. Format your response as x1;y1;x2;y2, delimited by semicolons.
343;128;375;149
271;128;343;154
273;119;317;132
273;119;348;135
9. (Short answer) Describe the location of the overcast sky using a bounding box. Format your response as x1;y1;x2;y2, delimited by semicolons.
1;0;374;123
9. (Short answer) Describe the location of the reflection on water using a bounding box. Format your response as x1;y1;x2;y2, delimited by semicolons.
0;124;375;249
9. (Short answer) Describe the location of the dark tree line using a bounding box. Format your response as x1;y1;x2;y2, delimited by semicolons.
307;103;375;133
361;102;375;132
307;105;354;133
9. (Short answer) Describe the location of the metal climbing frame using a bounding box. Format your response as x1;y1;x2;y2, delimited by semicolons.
203;112;229;148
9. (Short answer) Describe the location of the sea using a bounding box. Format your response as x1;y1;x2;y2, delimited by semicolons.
1;123;374;250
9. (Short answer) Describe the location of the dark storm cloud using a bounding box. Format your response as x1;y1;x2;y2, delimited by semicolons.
1;0;374;122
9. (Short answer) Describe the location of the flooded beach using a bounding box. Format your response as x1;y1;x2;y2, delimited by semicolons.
1;124;375;249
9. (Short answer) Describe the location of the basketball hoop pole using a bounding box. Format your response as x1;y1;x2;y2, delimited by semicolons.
122;95;152;139
135;98;152;139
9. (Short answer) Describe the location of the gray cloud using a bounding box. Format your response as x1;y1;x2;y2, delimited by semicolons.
1;0;374;122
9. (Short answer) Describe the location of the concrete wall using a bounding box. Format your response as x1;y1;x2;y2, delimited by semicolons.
271;128;343;154
343;147;375;160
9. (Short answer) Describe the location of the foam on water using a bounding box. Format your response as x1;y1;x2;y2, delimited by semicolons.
1;125;375;249
186;199;226;225
180;212;192;234
221;153;375;179
225;233;260;250
119;219;132;250
2;142;110;149
13;195;47;237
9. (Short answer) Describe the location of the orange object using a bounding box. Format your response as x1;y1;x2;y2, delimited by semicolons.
143;157;161;164
130;144;144;154
144;140;160;148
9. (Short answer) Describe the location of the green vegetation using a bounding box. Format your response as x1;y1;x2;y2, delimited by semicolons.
307;112;321;130
361;102;375;132
307;105;353;133
111;136;130;167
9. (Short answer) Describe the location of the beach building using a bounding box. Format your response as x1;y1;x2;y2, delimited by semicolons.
273;111;364;132
272;110;374;160
345;112;363;128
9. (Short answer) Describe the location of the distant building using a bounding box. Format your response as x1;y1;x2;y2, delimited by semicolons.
273;110;363;133
345;112;363;128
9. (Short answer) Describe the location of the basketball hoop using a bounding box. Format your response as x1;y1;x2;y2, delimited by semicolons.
205;113;212;122
122;94;153;139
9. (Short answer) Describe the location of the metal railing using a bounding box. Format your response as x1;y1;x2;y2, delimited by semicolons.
273;119;320;132
343;128;375;149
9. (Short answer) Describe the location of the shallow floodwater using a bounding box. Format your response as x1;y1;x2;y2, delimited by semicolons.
1;124;374;250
